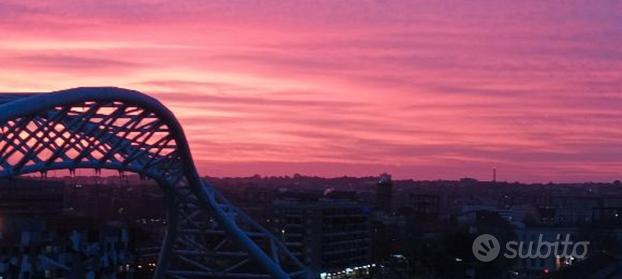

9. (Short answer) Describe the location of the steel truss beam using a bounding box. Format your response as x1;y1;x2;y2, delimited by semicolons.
0;87;308;279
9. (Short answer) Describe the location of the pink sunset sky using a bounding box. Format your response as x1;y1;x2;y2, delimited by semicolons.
1;1;621;182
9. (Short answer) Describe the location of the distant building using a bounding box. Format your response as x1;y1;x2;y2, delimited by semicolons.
513;227;584;278
409;194;440;221
0;178;64;217
0;217;133;278
376;173;393;213
549;196;602;226
0;177;151;278
370;213;406;262
592;207;622;228
271;196;371;277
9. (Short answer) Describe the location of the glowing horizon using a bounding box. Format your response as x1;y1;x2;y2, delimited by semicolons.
1;1;621;183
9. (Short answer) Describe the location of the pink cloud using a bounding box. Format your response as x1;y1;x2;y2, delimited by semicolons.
1;0;621;182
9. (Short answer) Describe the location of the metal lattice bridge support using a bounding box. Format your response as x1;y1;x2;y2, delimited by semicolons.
0;87;308;279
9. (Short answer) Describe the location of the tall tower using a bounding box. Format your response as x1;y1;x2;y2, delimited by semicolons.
376;173;393;213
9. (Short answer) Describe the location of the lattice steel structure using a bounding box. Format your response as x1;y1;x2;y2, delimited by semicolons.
0;87;308;279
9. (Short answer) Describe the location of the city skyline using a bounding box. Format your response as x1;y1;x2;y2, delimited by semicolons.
1;1;621;182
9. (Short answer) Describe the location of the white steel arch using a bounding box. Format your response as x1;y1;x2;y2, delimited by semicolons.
0;87;308;279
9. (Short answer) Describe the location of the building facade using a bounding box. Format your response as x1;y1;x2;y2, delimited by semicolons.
272;197;371;277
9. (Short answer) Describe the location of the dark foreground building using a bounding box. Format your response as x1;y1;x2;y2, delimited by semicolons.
272;194;373;278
